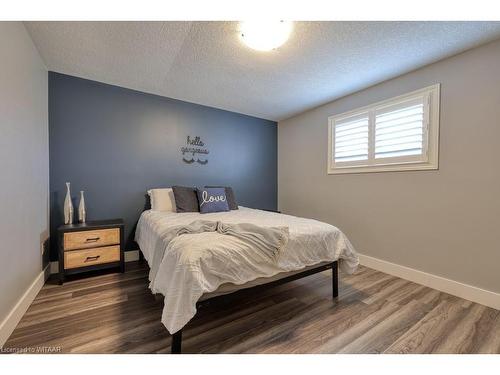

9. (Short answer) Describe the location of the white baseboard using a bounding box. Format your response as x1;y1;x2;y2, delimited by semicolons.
0;265;50;348
358;254;500;311
49;249;140;274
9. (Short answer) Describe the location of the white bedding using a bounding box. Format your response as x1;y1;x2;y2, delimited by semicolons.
135;206;359;333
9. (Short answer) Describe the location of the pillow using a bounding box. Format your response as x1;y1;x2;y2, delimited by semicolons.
205;186;238;210
172;186;200;212
197;187;230;214
147;188;176;212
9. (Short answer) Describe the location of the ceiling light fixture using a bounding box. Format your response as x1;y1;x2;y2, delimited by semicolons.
240;21;293;51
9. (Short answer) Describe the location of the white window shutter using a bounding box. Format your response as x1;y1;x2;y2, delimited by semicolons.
333;114;369;163
374;97;425;159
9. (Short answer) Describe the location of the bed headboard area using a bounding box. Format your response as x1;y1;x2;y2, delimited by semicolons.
48;72;277;260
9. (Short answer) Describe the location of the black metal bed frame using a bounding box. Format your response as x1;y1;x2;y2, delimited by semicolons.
170;260;339;354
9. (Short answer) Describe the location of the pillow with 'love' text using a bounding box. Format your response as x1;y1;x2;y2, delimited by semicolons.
205;186;238;210
196;187;229;214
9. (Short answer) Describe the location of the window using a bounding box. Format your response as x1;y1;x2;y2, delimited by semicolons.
328;84;440;174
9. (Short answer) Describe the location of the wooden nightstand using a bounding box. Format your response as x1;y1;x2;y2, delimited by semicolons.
58;219;125;284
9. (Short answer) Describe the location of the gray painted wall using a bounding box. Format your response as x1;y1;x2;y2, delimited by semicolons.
0;23;49;324
49;73;277;259
278;38;500;293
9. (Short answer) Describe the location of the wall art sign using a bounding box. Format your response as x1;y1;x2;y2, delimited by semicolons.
181;135;209;165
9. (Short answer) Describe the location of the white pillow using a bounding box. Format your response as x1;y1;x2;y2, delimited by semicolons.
147;188;176;212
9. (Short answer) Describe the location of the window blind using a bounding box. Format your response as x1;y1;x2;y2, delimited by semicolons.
334;114;369;163
375;99;425;159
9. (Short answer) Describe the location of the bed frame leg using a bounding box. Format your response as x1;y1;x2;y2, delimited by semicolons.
171;329;182;354
332;261;339;299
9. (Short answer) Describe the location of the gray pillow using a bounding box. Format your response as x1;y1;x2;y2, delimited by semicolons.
172;186;199;212
205;186;238;210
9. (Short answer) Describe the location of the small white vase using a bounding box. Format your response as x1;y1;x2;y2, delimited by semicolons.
78;191;86;223
63;182;74;224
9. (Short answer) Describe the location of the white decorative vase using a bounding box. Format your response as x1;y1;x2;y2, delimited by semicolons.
63;182;74;224
78;191;86;223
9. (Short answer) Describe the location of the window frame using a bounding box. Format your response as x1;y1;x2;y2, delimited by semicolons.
327;84;440;175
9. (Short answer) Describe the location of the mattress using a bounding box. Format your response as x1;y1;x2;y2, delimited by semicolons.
136;206;358;272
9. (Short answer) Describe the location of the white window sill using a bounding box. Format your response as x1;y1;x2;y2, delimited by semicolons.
327;161;438;175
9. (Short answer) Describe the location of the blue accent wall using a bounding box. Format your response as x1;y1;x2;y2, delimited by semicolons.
49;72;277;260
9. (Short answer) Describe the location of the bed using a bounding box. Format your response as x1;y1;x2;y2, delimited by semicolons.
135;206;359;353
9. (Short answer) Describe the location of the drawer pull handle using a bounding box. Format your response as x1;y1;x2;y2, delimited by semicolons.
85;237;100;242
85;255;101;262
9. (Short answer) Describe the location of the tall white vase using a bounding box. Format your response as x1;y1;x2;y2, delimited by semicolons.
78;191;86;223
63;182;74;224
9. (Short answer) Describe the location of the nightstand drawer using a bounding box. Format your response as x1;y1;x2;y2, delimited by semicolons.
64;228;120;250
64;245;120;269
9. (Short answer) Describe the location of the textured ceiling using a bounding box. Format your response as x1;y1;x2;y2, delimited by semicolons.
25;21;500;121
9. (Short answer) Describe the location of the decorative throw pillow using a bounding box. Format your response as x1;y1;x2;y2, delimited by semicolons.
147;188;176;212
205;186;238;210
197;187;230;214
172;186;200;212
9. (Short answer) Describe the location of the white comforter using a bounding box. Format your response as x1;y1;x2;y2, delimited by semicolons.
135;207;359;333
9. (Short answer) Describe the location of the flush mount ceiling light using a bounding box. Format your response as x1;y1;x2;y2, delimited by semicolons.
240;21;293;51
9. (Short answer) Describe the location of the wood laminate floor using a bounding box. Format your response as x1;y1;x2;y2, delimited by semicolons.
5;261;500;354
